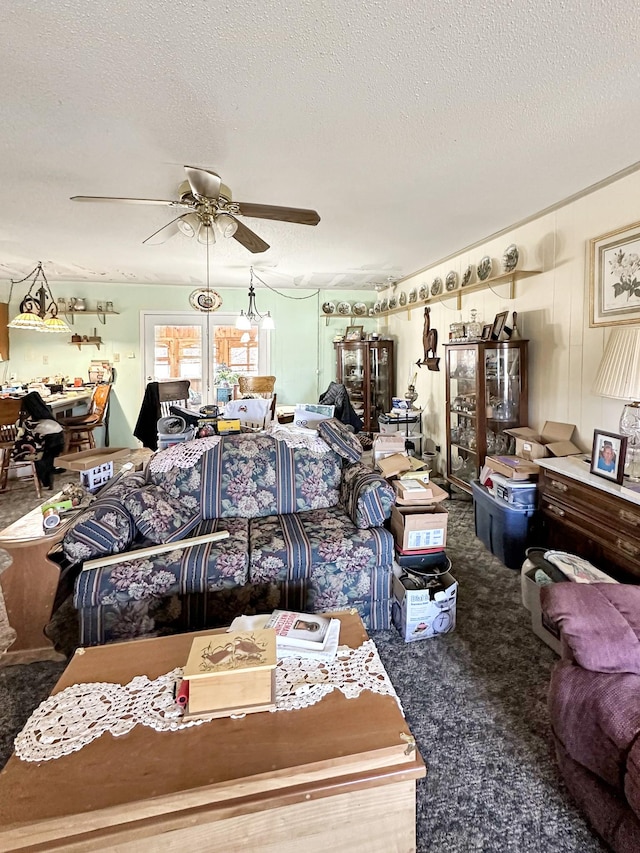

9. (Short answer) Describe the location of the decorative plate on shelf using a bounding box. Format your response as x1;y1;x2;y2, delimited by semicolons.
419;283;429;300
189;289;223;312
322;301;336;315
380;297;389;312
374;301;381;314
430;277;443;297
388;295;398;309
398;291;407;306
337;301;351;315
477;256;492;281
408;287;417;304
461;265;474;287
352;301;367;316
502;244;519;273
445;271;458;292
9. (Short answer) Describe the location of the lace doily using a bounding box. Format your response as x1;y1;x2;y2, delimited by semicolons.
14;640;401;763
266;424;330;453
149;436;222;473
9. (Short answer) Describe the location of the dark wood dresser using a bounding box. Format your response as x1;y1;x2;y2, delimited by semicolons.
538;456;640;582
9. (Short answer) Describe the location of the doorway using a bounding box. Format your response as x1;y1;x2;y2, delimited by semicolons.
142;311;269;405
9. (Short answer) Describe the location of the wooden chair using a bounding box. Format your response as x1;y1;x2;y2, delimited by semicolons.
158;380;190;417
0;398;41;497
238;375;276;398
59;384;112;453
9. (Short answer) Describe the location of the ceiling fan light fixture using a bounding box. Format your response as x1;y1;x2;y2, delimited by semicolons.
216;213;238;239
177;213;198;238
197;222;216;245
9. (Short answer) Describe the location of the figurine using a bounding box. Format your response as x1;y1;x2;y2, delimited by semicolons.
416;307;440;371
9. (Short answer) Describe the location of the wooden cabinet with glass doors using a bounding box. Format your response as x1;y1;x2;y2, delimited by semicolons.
445;340;528;492
334;340;394;432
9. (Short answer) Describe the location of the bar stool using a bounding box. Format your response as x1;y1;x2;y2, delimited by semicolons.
59;384;112;453
0;398;41;498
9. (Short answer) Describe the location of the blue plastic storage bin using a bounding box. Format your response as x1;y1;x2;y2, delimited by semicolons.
471;480;538;570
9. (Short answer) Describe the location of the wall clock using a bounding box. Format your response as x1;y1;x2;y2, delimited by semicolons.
189;288;223;312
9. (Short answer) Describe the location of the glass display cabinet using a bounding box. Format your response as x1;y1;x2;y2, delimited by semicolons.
334;339;395;432
444;340;528;492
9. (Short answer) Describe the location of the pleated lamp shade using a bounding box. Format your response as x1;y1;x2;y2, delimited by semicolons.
593;327;640;401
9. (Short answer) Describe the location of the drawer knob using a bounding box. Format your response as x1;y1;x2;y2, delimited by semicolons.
548;504;565;517
619;509;640;527
617;538;639;557
549;480;568;493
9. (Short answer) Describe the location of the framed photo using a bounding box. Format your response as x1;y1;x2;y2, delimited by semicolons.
589;220;640;327
481;324;492;341
490;311;508;341
345;325;363;341
590;429;627;485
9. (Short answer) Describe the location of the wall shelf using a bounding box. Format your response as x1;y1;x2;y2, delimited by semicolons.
376;270;540;318
64;309;119;325
69;340;102;350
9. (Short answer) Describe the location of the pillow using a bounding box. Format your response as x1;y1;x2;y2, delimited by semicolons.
124;484;201;544
541;583;640;673
317;418;362;463
62;500;135;565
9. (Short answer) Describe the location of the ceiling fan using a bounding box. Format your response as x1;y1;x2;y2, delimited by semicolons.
71;166;320;254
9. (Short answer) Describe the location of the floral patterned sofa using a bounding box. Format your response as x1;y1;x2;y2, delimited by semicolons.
65;421;396;646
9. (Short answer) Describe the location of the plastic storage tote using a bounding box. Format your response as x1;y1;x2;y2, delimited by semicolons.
471;480;537;570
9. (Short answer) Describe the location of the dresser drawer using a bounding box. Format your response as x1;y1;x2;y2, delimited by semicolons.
539;469;640;536
540;494;640;581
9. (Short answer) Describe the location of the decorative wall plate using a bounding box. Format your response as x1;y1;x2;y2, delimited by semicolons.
374;301;381;314
398;291;407;306
477;256;492;281
189;289;222;312
322;301;336;314
353;302;367;316
408;288;417;304
419;283;429;300
388;295;398;309
445;271;458;291
337;301;351;315
502;244;519;273
461;265;474;287
430;277;443;296
380;298;389;312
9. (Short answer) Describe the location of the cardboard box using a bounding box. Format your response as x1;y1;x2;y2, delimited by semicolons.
520;564;562;654
373;434;407;466
377;452;413;478
392;567;457;642
485;455;539;480
55;447;129;471
393;479;448;506
505;422;581;460
391;504;448;550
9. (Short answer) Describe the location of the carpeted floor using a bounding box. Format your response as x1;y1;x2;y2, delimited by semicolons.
0;484;608;852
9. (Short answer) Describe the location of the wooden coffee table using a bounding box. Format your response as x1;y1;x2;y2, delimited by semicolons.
0;612;425;852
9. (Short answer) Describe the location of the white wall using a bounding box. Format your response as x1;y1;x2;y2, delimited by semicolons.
384;168;640;456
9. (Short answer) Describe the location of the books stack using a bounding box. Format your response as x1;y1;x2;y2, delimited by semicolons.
264;610;341;661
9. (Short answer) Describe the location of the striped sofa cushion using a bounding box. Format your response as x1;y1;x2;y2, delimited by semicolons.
339;461;396;528
317;418;363;463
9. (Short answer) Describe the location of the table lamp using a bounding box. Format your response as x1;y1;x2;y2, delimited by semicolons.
592;326;640;480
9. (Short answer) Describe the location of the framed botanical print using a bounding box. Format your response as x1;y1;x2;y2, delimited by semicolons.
589;220;640;327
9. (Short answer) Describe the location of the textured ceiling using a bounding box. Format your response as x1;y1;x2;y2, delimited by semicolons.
1;0;639;291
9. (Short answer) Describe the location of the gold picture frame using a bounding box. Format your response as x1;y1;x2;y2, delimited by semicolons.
345;325;363;341
589;219;640;327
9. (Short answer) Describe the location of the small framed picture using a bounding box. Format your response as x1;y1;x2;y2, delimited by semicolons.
490;311;509;341
345;325;364;341
481;324;492;340
590;430;627;485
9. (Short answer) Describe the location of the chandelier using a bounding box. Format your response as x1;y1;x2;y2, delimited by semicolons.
235;267;275;331
7;262;70;333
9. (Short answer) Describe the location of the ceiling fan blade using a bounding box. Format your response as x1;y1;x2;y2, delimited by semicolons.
184;166;222;200
142;214;186;245
235;202;320;226
232;219;270;254
71;195;185;207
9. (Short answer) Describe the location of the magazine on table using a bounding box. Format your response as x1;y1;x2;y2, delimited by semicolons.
228;610;341;661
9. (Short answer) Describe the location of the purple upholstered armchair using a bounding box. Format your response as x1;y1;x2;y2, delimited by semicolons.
541;583;640;852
